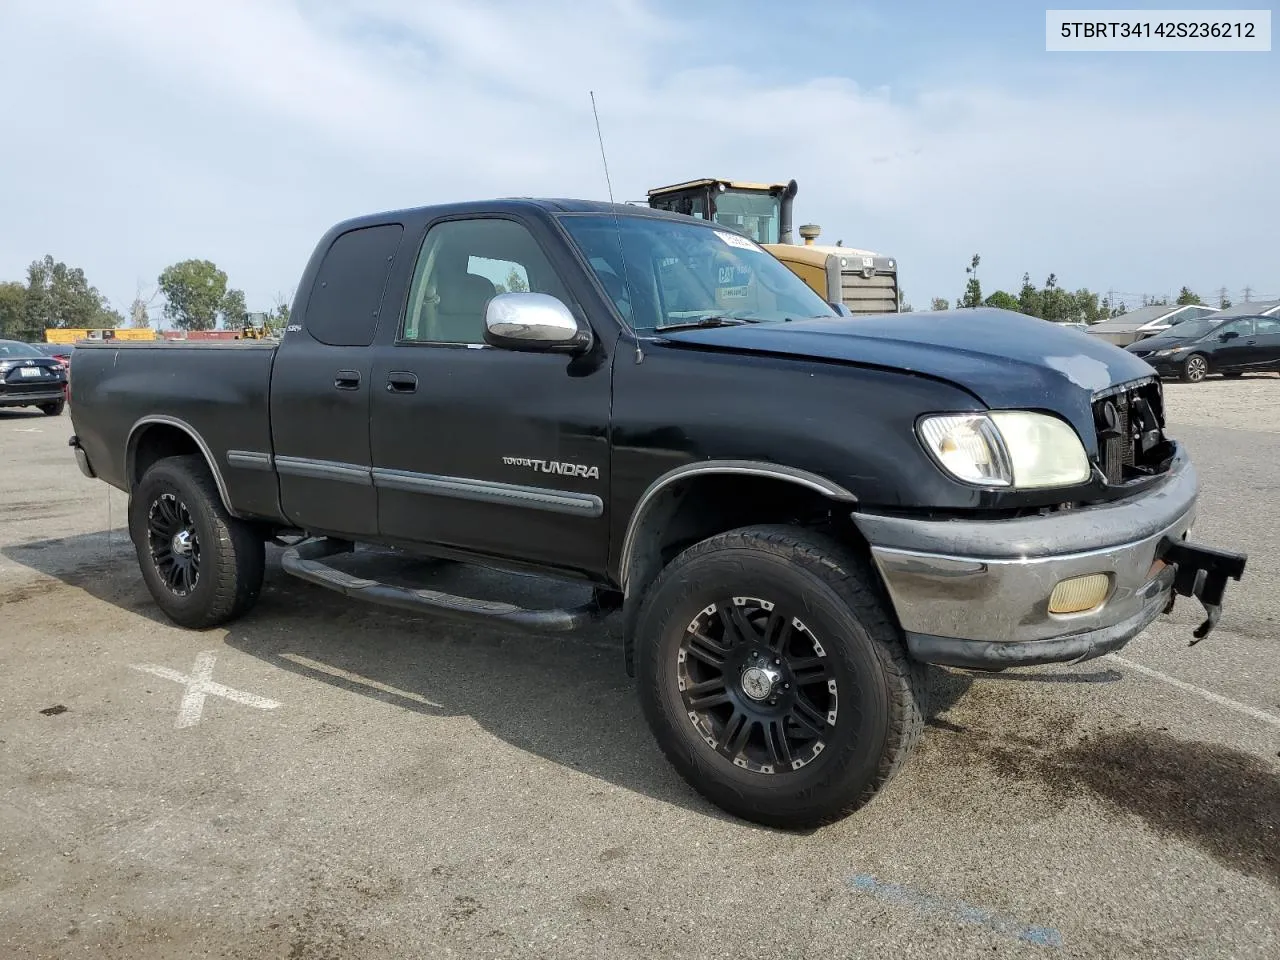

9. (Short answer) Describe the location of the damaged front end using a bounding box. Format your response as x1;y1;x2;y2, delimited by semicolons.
1157;538;1248;643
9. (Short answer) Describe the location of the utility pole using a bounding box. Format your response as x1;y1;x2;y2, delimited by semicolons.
1243;286;1253;302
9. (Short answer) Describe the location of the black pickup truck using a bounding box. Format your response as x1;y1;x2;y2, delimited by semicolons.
67;199;1246;828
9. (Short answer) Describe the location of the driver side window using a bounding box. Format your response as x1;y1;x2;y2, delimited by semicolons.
401;218;569;344
1219;319;1255;337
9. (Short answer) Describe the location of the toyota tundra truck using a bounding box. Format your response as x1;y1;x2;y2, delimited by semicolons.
66;198;1247;828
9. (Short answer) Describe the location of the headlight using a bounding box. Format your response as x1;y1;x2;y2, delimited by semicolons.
1153;346;1188;357
917;411;1091;489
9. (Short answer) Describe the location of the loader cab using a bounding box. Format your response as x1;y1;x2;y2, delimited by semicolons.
646;178;798;246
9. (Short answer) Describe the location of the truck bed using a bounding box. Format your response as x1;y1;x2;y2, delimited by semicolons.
69;340;283;522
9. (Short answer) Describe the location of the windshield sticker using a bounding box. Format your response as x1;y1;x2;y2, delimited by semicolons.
716;264;751;300
714;230;760;251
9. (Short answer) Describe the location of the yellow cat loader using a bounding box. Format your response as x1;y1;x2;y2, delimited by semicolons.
646;178;900;315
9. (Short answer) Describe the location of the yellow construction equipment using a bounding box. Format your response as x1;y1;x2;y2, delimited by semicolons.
646;178;900;315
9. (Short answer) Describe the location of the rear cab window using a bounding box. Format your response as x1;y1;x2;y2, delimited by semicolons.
304;223;405;347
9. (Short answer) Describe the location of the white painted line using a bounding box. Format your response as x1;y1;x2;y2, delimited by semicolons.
281;653;444;707
131;651;281;728
1105;654;1280;730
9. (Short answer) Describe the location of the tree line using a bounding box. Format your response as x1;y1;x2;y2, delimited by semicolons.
907;254;1225;323
0;254;289;342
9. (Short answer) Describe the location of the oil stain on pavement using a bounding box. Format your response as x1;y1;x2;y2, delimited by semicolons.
927;674;1280;887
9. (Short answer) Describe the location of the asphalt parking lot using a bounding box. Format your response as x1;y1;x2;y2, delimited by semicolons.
2;376;1278;959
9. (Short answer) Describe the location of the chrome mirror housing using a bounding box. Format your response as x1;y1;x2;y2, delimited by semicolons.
483;292;592;353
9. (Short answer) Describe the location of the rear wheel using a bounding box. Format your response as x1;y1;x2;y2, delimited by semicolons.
128;454;264;629
1181;353;1209;383
38;400;64;416
634;524;927;829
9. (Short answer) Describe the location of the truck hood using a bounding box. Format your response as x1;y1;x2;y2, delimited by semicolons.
657;307;1158;450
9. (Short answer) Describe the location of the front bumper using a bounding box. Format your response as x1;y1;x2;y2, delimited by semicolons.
853;446;1246;668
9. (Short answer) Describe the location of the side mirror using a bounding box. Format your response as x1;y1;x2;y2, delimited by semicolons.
483;292;592;354
1219;330;1239;341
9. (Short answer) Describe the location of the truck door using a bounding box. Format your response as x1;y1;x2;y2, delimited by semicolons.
367;215;611;577
269;222;406;538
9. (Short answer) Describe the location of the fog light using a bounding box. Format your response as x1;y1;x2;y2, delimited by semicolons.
1049;574;1111;614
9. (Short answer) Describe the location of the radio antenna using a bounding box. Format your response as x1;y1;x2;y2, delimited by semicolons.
589;91;616;205
589;90;643;363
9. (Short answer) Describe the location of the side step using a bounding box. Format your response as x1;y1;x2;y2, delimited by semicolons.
279;537;614;634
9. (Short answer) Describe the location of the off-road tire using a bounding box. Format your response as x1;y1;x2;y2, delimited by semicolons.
129;454;265;629
634;524;927;829
1181;353;1209;383
39;400;64;416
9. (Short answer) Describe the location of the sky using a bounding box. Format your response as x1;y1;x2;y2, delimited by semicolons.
1;0;1277;323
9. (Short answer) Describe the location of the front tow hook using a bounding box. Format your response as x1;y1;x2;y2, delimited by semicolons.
1159;539;1248;644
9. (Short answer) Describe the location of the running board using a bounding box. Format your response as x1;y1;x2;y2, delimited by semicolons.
279;537;611;633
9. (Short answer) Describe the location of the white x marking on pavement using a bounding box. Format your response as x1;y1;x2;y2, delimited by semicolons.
130;651;281;728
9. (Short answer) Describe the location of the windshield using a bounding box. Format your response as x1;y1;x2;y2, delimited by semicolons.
712;190;780;244
1163;319;1219;340
558;214;835;334
0;340;44;359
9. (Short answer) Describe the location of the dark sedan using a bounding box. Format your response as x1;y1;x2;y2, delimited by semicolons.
0;339;68;415
1125;314;1280;383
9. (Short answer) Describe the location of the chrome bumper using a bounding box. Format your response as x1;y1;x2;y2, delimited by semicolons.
852;447;1232;668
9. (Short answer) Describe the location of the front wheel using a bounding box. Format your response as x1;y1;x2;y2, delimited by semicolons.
634;524;927;829
1181;353;1209;383
128;454;265;629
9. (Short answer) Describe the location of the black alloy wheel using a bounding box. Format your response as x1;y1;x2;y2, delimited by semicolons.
147;492;202;596
678;596;837;774
128;454;264;628
634;524;927;829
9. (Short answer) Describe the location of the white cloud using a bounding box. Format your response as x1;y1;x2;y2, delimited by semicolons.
0;0;1276;317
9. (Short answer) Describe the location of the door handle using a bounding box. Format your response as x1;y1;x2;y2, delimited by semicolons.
386;371;418;394
334;369;361;390
1245;339;1257;345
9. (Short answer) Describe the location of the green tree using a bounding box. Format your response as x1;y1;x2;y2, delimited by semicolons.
1176;286;1202;306
1066;288;1108;325
898;289;914;312
21;255;121;334
1101;294;1126;319
220;288;247;329
959;254;982;308
1016;272;1042;318
158;259;228;331
504;267;528;293
262;291;292;336
983;290;1020;311
930;297;950;311
0;281;31;339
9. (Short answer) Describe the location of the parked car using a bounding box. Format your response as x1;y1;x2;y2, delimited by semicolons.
0;339;68;415
30;341;75;364
1125;314;1280;383
65;198;1247;828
